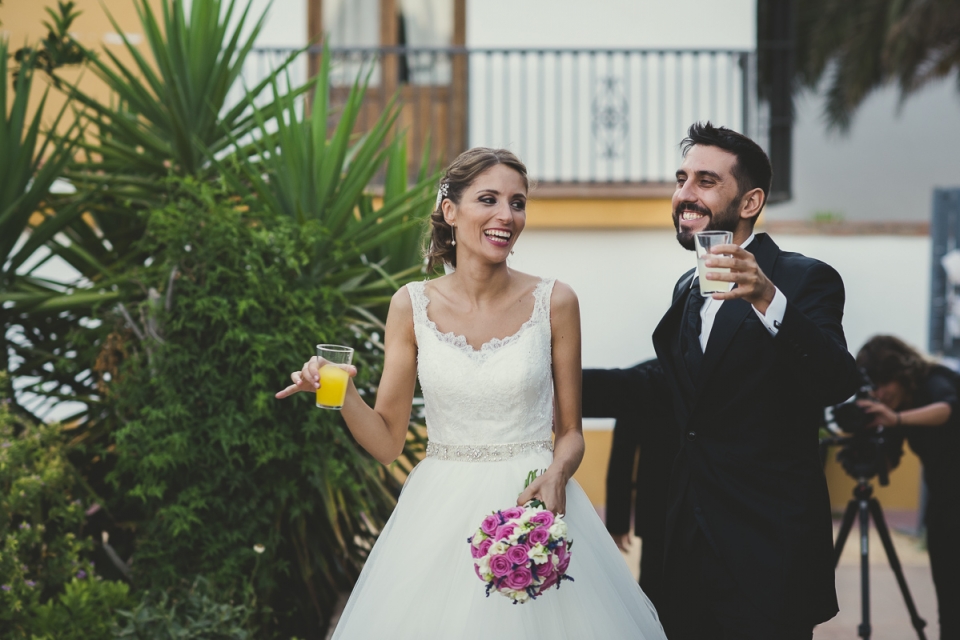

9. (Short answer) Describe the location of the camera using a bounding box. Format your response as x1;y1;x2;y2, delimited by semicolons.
826;372;874;434
822;370;903;485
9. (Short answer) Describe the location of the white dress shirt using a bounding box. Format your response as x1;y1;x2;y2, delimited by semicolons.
694;233;787;351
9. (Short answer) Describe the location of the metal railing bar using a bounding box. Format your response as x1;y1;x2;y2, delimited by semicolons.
572;51;579;182
255;45;755;56
538;51;545;179
587;53;602;182
624;51;631;182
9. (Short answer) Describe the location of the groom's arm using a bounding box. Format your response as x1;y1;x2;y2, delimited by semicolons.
773;260;859;407
583;359;666;418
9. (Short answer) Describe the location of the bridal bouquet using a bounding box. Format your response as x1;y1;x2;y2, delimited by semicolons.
467;471;574;603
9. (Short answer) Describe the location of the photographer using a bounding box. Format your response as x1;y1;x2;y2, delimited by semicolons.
856;335;960;640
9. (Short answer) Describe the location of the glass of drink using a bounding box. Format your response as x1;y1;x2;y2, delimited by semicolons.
694;230;734;295
315;344;354;410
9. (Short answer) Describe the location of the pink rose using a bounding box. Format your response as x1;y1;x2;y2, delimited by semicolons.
529;510;554;528
506;545;530;566
555;542;568;561
539;571;559;591
481;514;500;536
489;554;512;577
495;523;516;541
528;526;550;545
504;567;533;591
535;561;554;577
501;506;525;520
478;538;493;558
558;555;571;573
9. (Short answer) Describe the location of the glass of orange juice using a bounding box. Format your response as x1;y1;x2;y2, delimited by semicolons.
315;344;354;410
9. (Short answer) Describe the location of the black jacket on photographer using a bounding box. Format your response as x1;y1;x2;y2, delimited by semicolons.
889;364;960;527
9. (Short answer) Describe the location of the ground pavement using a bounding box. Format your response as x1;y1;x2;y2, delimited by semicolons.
619;509;939;639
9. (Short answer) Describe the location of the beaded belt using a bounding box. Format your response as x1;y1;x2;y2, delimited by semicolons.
425;439;553;462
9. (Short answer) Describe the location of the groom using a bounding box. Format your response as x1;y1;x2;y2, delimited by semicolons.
592;123;859;639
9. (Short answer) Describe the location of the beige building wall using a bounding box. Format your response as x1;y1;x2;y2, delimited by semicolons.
2;0;160;131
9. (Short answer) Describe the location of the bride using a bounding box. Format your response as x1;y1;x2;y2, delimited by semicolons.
276;148;665;639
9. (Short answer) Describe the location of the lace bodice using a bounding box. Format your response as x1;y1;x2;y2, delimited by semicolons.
407;278;556;447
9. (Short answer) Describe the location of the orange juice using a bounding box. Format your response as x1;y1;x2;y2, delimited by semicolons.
316;364;350;409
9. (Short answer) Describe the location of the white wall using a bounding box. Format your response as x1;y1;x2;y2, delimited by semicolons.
509;229;931;367
466;0;755;49
768;76;960;223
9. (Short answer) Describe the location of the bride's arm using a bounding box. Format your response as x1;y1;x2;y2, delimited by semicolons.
276;288;418;465
517;281;584;515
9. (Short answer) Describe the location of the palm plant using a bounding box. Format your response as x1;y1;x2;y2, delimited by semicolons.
785;0;960;130
0;39;106;398
8;0;307;425
220;50;440;329
59;0;307;270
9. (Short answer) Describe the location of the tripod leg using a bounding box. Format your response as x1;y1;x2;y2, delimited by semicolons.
868;498;928;640
834;498;859;567
859;497;872;639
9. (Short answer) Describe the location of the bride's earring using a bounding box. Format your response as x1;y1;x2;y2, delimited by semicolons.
451;224;456;246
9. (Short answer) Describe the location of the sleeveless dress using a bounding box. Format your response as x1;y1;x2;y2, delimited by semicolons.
331;278;665;639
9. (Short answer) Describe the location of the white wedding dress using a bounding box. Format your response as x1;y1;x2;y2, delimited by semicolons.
331;278;665;639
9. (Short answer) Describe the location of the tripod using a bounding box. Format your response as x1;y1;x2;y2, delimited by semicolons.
833;478;928;639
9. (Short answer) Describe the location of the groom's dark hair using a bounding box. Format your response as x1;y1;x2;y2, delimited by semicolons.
681;122;772;208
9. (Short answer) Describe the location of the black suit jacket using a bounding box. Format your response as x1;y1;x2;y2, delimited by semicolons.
652;233;859;627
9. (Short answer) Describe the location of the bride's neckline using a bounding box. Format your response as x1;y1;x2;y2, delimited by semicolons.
419;278;548;354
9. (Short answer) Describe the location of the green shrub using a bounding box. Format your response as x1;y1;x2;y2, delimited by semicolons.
31;577;131;640
0;372;130;639
105;178;411;637
114;577;251;639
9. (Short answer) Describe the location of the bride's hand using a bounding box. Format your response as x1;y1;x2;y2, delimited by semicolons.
275;356;358;399
516;468;567;516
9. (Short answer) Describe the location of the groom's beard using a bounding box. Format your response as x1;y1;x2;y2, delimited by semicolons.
673;198;741;251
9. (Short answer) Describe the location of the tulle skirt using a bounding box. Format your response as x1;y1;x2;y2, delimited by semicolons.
331;450;666;639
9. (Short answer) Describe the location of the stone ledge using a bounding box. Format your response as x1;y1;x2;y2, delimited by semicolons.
762;220;929;236
530;181;675;200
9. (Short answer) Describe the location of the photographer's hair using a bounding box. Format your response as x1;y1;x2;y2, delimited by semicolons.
856;335;932;401
680;121;773;222
425;147;529;273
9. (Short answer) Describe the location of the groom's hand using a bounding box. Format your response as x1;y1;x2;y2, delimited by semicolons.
704;244;777;314
610;532;631;552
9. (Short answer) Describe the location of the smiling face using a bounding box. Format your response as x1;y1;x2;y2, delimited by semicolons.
672;144;745;250
442;163;527;265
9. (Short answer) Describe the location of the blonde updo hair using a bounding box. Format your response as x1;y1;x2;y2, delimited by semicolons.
425;147;529;273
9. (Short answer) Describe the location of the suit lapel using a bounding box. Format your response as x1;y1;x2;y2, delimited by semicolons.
653;269;697;414
694;233;780;393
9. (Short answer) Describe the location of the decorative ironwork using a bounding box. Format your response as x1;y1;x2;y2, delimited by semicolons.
591;77;629;161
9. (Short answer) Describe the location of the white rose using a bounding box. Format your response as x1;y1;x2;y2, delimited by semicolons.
528;544;548;564
548;521;567;538
510;589;530;603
